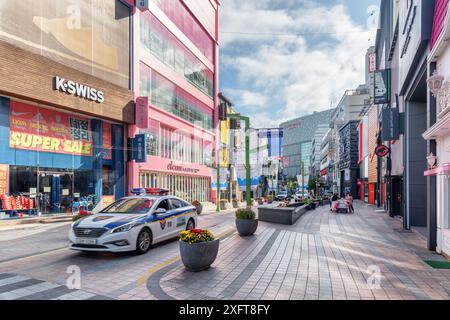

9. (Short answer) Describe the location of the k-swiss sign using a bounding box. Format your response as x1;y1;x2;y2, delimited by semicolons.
53;76;105;103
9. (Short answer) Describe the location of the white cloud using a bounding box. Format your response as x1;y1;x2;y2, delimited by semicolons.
220;0;377;128
225;89;269;109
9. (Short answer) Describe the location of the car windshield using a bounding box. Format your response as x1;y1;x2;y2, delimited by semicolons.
100;198;154;214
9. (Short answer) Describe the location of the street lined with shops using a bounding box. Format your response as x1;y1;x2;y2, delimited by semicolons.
1;203;449;300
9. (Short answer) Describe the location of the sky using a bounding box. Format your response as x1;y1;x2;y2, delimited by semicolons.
219;0;381;129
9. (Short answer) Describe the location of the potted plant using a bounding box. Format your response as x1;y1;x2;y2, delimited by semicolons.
267;195;274;204
232;198;239;208
220;199;228;210
179;229;219;272
235;208;258;236
191;200;203;215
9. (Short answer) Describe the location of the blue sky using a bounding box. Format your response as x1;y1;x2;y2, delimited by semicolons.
219;0;380;128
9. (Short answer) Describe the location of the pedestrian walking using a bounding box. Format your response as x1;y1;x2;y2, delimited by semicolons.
331;193;338;213
346;192;354;213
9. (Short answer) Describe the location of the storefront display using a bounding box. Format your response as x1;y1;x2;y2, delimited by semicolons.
0;97;126;218
139;171;210;203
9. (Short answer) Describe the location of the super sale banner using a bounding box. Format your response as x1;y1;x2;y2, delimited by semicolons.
9;101;93;156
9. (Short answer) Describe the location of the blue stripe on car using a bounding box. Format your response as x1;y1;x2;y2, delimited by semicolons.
103;208;194;230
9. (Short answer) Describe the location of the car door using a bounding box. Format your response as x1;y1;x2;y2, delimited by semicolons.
169;198;190;233
152;198;175;242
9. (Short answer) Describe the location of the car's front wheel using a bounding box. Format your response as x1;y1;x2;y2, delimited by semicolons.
136;228;152;255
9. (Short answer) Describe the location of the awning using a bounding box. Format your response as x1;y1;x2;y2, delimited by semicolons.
424;164;450;176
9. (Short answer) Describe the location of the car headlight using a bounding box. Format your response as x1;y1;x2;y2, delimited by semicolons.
112;223;136;233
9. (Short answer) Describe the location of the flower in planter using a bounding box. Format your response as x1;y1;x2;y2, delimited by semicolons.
72;213;93;222
180;228;215;244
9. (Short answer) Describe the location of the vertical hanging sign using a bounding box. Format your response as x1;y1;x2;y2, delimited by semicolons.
136;97;149;129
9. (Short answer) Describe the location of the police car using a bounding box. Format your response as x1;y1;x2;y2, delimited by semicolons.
68;188;198;254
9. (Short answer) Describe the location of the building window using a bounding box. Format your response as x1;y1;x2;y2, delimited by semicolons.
140;11;214;98
152;0;214;63
140;63;213;131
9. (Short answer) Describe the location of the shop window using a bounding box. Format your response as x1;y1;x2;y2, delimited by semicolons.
102;166;115;196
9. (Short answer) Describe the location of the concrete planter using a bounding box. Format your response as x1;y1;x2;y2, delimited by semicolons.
235;219;258;236
220;201;228;210
258;205;309;225
179;239;219;272
194;203;203;215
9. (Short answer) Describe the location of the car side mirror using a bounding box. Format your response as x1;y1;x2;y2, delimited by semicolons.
154;208;166;215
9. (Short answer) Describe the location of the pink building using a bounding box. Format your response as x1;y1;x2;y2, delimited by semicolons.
128;0;220;203
424;0;450;258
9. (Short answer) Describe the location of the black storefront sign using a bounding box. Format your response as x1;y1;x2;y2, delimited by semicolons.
381;106;400;141
374;69;391;105
130;134;147;163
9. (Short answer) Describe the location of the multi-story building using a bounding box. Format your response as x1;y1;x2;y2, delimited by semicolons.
423;0;450;257
280;109;333;179
0;0;134;218
319;128;332;193
330;86;369;196
310;123;331;178
129;0;220;203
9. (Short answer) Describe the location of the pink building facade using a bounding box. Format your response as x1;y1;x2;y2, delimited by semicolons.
423;0;450;257
128;0;220;203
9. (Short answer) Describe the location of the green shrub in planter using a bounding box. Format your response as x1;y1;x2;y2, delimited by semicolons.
235;208;258;236
235;208;256;220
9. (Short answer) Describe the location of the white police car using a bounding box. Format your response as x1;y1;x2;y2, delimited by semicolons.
68;189;198;254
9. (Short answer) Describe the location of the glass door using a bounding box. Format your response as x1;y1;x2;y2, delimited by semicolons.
38;170;74;214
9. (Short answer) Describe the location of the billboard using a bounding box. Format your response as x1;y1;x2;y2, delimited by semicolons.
9;101;93;156
0;0;131;89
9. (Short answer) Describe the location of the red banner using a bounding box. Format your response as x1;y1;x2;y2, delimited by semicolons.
9;101;93;156
102;122;112;160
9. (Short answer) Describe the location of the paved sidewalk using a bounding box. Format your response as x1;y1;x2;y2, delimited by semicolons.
152;202;450;300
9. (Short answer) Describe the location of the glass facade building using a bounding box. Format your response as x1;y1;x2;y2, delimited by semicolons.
129;0;219;203
0;0;134;219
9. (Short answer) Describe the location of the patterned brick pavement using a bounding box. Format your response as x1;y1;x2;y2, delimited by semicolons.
0;203;449;300
153;202;450;300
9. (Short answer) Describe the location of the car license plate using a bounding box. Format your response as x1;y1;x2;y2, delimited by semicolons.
76;238;97;245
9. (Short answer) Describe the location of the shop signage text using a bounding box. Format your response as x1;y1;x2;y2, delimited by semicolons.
54;76;105;103
374;69;391;105
131;134;147;163
381;106;400;141
167;161;200;174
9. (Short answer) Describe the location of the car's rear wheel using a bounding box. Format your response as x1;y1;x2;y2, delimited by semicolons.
186;219;195;230
136;228;152;255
